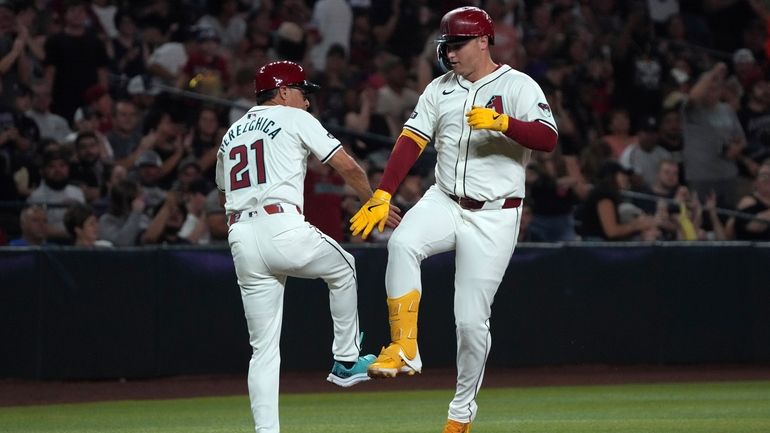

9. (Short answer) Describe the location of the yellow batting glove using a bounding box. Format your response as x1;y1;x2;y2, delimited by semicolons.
466;106;509;132
349;189;392;240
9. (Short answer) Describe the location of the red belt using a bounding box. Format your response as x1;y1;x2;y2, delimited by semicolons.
228;204;302;225
448;194;522;210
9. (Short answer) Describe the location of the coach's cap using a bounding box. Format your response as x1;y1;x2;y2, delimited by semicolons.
135;150;162;168
254;60;320;95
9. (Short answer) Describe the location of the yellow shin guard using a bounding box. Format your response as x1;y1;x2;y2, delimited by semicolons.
387;290;420;359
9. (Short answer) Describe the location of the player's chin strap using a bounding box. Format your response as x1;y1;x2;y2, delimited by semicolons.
436;43;451;73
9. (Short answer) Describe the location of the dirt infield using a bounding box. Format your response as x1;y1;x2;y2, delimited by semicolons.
2;364;770;407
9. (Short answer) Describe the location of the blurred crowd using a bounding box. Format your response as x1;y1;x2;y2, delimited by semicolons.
1;0;770;247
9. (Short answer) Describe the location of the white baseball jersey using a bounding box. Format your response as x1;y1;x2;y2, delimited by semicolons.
215;105;342;214
404;64;557;200
220;103;365;433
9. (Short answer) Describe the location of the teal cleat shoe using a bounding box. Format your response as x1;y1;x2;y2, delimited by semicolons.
326;354;377;387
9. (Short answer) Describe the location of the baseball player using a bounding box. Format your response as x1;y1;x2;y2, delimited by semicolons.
216;61;399;433
349;7;558;433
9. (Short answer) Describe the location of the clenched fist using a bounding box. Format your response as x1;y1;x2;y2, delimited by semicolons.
466;106;508;132
350;189;392;240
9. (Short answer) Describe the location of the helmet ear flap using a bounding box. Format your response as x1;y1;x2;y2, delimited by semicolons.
436;43;451;72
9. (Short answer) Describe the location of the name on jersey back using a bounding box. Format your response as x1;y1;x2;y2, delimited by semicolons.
220;115;283;151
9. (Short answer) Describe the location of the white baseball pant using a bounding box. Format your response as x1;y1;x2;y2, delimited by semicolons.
385;185;521;423
228;210;361;433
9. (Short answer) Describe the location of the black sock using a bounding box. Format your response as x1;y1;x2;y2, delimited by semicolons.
337;360;356;369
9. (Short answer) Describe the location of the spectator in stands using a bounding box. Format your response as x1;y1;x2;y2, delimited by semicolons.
8;205;48;246
88;0;118;40
0;84;39;200
739;80;770;168
303;155;346;241
27;146;86;242
369;0;427;62
69;131;107;204
577;161;657;241
308;0;352;72
140;189;188;245
139;108;185;189
682;62;746;208
173;156;203;192
63;202;112;247
313;44;355;126
179;26;229;97
196;0;246;53
730;159;770;241
187;106;224;181
486;0;519;68
526;152;580;242
99;178;149;246
74;84;114;134
517;204;535;242
392;169;423;216
204;187;227;245
131;149;166;211
270;21;307;63
109;10;146;79
125;74;159;118
177;178;210;244
26;80;72;142
343;85;391;160
601;108;637;160
44;0;109;125
144;17;189;88
228;67;255;124
108;99;143;167
619;115;673;188
657;106;684;168
0;1;31;107
376;56;419;138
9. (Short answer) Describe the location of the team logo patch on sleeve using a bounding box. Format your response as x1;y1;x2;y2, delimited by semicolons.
538;102;552;117
409;111;418;119
327;132;336;139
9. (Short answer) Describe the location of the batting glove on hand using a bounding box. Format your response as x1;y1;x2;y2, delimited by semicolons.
466;106;509;132
350;189;392;240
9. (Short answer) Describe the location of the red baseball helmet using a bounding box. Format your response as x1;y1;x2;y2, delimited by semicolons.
253;61;320;95
436;7;495;45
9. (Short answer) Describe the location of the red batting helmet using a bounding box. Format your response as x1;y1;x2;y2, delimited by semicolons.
436;7;495;45
254;61;320;95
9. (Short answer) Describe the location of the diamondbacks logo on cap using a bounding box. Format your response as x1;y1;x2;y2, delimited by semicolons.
538;102;552;117
409;111;418;119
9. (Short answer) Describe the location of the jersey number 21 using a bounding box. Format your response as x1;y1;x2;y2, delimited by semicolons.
229;139;266;190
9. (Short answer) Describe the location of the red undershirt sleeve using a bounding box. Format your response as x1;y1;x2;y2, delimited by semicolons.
503;117;558;152
378;133;424;195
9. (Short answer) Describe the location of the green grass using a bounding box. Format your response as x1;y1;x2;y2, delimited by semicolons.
2;381;769;433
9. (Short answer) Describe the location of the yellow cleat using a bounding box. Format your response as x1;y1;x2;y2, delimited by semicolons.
442;419;472;433
367;343;422;378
